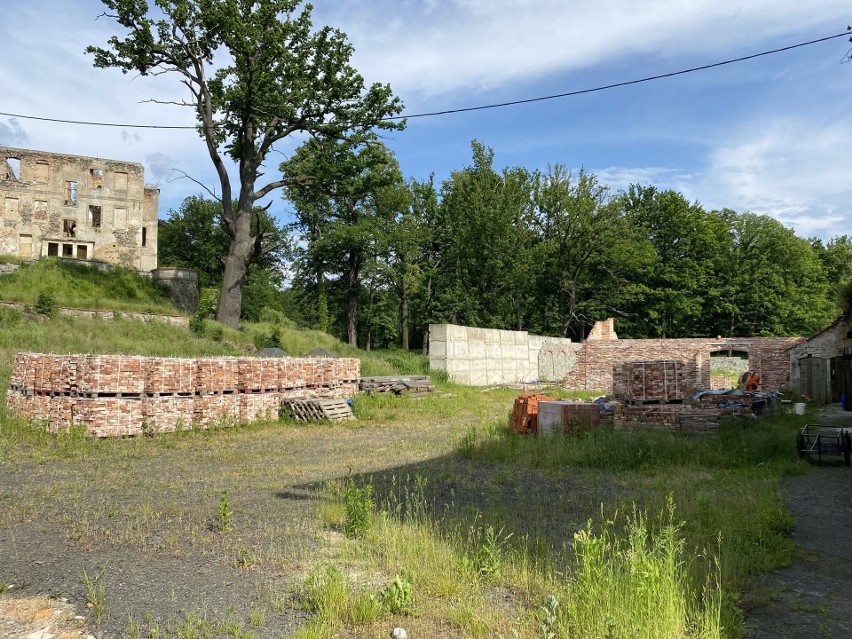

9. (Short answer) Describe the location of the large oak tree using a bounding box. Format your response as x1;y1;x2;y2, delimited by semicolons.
88;0;403;327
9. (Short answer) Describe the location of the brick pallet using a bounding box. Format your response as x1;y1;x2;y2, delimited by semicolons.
146;358;196;395
6;352;361;437
143;396;197;433
537;401;601;435
618;360;687;404
614;404;726;435
511;394;557;435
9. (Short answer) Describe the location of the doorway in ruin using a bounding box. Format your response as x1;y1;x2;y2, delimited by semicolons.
800;356;829;404
709;349;750;390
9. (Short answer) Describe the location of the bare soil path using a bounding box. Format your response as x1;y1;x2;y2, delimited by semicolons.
1;403;850;639
746;407;852;639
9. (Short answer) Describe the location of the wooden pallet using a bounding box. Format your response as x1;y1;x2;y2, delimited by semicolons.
359;375;435;396
282;398;355;422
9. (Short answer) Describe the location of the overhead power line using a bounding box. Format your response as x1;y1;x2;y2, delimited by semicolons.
0;31;847;129
386;31;851;120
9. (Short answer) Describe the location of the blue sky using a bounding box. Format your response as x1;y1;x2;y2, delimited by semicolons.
1;0;850;240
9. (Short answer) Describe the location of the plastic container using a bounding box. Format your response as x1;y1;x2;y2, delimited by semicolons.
794;402;806;416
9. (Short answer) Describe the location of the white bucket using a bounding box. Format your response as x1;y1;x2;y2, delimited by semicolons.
794;403;806;416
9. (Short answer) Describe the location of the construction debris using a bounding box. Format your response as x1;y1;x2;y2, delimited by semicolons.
538;400;601;434
510;394;557;435
282;398;354;422
359;375;435;396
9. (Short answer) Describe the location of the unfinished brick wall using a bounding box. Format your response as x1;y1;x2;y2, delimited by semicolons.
563;321;803;394
6;353;360;437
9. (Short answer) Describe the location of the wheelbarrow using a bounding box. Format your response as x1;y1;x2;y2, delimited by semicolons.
796;424;852;466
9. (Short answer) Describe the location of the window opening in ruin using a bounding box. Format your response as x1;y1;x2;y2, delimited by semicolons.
4;197;19;219
709;349;750;390
34;160;49;182
114;171;128;191
63;219;77;237
62;244;73;257
89;205;102;228
142;226;147;247
47;242;59;257
77;245;88;260
5;157;20;180
64;181;78;206
19;234;33;258
90;168;104;189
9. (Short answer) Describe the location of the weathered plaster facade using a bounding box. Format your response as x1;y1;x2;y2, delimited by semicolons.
1;147;158;271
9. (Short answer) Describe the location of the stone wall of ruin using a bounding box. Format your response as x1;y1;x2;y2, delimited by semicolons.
6;353;359;437
1;146;158;271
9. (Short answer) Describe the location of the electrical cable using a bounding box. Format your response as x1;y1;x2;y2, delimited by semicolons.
0;30;848;129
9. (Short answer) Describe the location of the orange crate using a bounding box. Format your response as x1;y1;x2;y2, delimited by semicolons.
511;394;557;435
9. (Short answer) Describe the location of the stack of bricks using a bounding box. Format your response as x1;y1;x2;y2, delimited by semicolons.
710;375;732;390
510;394;557;435
613;404;725;435
146;358;196;395
6;352;360;437
614;360;688;404
612;358;730;435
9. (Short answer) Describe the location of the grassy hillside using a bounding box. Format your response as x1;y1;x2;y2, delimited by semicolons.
0;257;431;378
0;257;181;314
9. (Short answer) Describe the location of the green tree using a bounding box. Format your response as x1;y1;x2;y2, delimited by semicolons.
530;165;623;338
714;212;834;336
812;234;852;308
433;141;535;330
282;136;405;346
157;195;289;320
88;0;403;327
406;176;442;351
158;196;230;289
619;186;727;338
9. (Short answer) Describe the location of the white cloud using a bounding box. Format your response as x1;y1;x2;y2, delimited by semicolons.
144;152;175;183
696;111;852;238
0;119;29;147
323;0;849;102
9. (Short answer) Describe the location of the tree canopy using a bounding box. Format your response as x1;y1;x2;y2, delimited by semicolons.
88;0;403;327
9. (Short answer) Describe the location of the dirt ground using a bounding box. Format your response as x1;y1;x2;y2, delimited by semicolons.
745;406;852;639
1;403;851;639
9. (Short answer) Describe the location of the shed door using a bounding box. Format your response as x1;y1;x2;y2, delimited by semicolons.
800;357;829;403
834;356;852;404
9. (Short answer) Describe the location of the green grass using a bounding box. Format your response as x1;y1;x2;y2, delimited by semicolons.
0;258;181;314
208;318;430;377
0;274;814;639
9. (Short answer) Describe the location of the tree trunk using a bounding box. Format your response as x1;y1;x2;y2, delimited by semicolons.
421;276;433;356
347;251;359;347
216;222;253;328
400;276;409;350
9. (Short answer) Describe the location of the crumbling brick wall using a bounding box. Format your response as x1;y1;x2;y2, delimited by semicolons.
563;320;803;393
6;353;360;437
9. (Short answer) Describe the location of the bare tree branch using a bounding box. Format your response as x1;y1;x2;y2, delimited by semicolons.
168;169;221;202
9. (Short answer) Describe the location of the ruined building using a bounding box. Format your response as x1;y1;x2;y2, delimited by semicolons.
1;146;158;271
